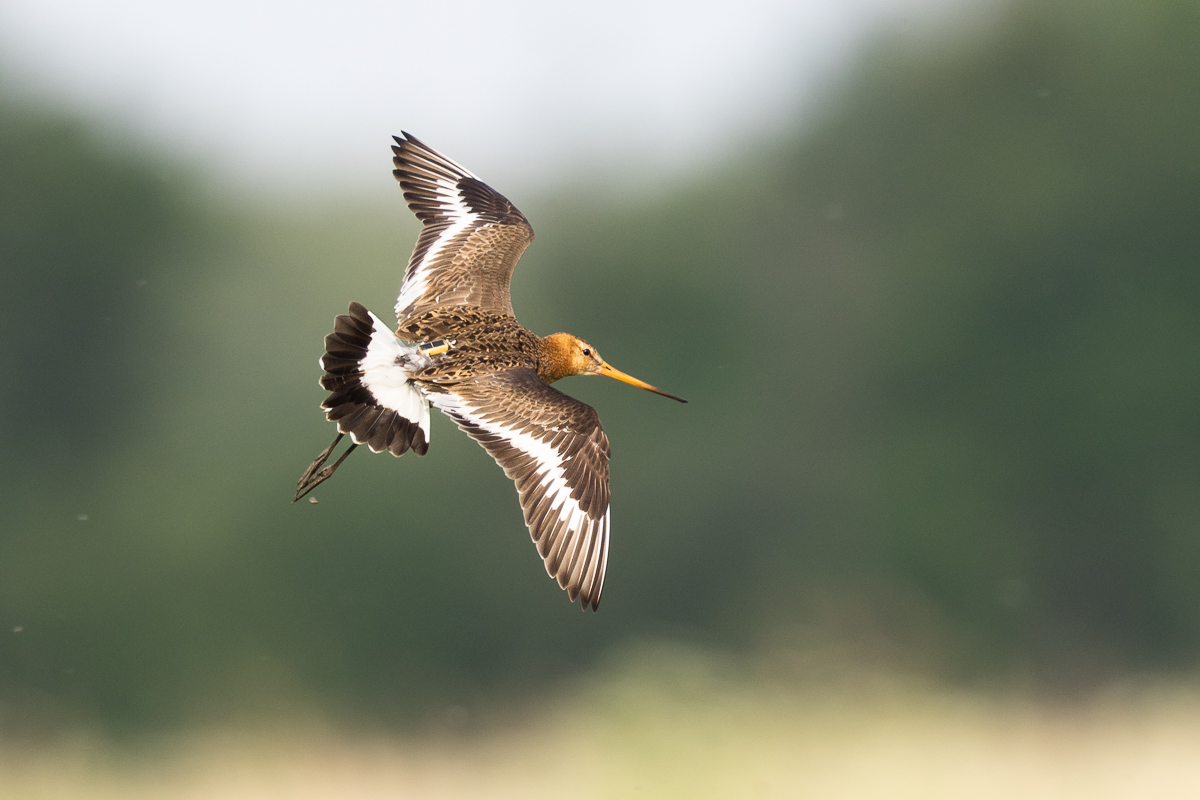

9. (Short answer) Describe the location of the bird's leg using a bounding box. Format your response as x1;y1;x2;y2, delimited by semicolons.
294;432;358;502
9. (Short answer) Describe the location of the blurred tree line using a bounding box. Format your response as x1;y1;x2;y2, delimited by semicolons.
2;0;1199;734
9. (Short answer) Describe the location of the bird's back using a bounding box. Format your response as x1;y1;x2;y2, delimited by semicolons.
402;306;543;387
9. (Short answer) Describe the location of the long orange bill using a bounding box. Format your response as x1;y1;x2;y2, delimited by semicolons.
598;362;688;403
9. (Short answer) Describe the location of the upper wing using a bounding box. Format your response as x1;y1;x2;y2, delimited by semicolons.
427;369;612;611
392;132;535;332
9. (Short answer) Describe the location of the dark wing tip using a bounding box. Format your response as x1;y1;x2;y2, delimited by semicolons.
391;131;422;160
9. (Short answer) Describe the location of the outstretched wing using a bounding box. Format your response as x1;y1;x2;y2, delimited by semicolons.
428;369;612;611
392;132;535;334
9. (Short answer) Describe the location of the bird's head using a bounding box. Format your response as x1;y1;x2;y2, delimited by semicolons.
540;333;687;403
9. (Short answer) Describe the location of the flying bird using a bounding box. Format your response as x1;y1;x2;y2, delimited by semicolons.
295;133;686;611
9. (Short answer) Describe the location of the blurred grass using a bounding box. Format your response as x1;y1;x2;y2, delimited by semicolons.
4;647;1200;799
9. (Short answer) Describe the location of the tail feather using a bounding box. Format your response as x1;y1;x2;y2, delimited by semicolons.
317;302;431;457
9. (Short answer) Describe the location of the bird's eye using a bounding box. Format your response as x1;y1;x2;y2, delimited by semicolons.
582;348;591;356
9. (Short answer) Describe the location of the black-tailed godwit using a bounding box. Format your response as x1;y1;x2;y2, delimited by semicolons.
295;133;685;611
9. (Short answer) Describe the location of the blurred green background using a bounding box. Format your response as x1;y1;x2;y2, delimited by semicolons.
2;0;1199;743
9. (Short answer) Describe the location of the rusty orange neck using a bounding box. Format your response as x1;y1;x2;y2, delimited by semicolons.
537;333;587;384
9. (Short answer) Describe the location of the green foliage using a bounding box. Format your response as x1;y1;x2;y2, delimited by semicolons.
0;99;195;463
815;0;1200;671
3;0;1200;734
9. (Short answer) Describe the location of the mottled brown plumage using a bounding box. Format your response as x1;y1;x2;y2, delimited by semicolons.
296;132;684;611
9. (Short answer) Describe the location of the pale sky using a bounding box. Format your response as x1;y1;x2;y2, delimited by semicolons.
0;0;972;195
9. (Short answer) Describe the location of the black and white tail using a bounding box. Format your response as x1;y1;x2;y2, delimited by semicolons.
295;302;430;501
319;302;431;455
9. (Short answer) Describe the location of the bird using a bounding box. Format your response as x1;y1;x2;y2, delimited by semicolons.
294;132;686;611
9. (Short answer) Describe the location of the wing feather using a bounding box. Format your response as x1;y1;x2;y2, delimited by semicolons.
427;369;612;611
391;133;535;333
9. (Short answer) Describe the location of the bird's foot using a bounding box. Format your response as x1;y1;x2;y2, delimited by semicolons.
293;432;358;502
